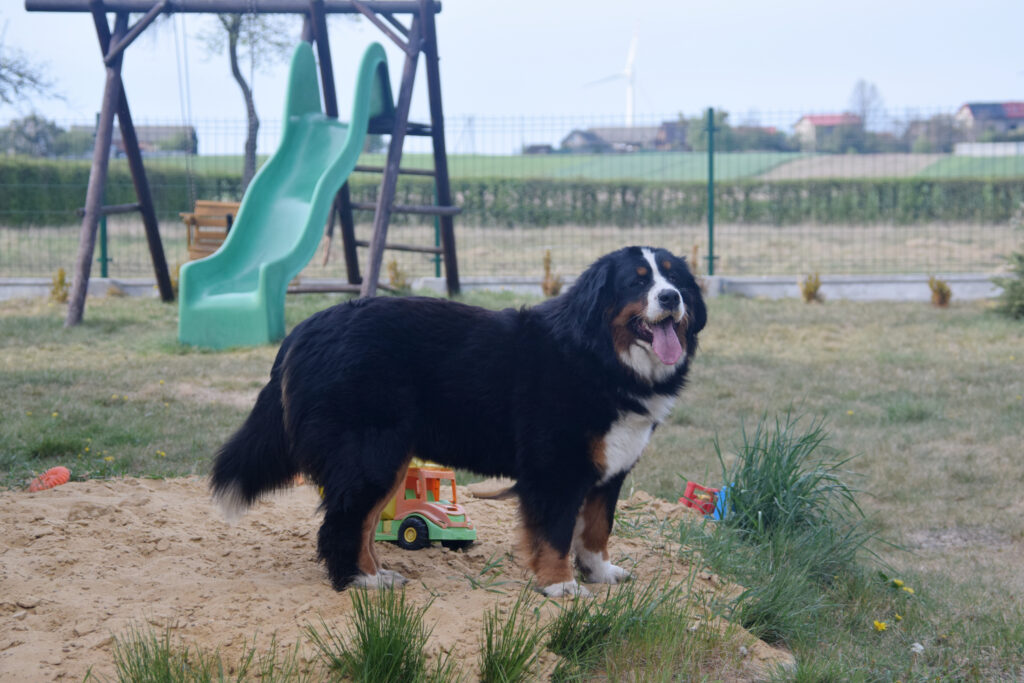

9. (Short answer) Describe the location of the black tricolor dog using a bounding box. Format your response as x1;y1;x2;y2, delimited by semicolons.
211;246;706;596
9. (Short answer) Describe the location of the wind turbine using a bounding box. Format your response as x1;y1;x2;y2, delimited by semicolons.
586;30;639;127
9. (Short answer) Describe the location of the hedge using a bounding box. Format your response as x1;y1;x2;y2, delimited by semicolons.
2;157;1022;228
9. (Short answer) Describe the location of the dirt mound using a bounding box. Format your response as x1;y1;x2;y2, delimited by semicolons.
0;478;793;681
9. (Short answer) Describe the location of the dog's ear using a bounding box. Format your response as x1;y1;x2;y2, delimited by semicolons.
565;257;615;337
686;287;707;336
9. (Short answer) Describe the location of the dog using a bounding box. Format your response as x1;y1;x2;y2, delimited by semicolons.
210;246;706;597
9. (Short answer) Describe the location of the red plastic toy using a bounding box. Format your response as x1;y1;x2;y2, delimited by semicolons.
679;481;719;515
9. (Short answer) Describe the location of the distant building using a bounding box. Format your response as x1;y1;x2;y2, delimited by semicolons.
560;129;612;153
71;124;198;156
559;120;688;153
954;102;1024;142
793;113;862;151
523;144;554;155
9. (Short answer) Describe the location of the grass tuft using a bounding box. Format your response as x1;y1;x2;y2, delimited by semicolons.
546;577;684;680
478;586;546;683
714;413;866;545
102;624;307;682
306;588;458;683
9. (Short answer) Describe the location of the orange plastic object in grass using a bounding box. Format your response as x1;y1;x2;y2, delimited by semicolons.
28;466;71;492
679;480;719;515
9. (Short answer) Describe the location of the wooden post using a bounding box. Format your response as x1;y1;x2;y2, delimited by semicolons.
116;92;174;302
336;186;362;283
360;16;421;297
66;9;128;327
419;0;459;295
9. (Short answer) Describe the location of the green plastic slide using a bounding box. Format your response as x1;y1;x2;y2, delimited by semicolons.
177;41;394;349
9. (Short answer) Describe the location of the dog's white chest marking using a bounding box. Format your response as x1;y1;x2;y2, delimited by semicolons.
600;393;676;483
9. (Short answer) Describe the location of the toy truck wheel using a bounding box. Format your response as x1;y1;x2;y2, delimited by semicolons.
397;517;430;550
441;540;473;551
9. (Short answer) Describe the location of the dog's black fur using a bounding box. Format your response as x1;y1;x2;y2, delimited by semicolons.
211;246;706;594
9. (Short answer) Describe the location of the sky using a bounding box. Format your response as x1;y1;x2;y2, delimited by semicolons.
2;0;1023;152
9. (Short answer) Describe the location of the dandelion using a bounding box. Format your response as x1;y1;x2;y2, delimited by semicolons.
156;450;167;458
84;447;90;453
891;579;904;588
111;394;119;400
895;613;903;621
873;620;887;632
847;410;854;415
902;586;915;595
103;456;114;462
26;411;33;416
51;412;59;418
159;379;164;385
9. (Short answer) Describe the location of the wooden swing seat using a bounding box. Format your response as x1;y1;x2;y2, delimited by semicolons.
181;200;240;261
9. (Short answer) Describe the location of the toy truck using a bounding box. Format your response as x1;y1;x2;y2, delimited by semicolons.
375;461;476;550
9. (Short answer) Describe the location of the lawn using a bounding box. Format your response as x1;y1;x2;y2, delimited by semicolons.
2;292;1022;678
917;155;1024;179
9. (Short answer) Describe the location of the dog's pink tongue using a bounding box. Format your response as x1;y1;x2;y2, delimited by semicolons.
651;319;683;365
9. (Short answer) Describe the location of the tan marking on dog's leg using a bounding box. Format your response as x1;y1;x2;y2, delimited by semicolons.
521;522;586;596
359;459;412;578
574;493;631;585
579;494;611;560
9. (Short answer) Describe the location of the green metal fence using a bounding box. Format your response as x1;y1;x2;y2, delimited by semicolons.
1;109;1022;282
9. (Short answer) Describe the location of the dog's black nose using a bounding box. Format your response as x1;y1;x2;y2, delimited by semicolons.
657;289;680;309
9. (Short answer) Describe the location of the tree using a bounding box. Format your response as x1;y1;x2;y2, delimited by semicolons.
198;13;296;190
1;114;62;156
685;109;735;151
1;17;55;108
848;79;885;132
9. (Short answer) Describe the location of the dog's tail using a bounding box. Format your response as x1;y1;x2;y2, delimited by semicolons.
210;369;298;521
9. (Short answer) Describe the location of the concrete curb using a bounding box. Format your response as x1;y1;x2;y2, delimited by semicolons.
1;273;1007;303
0;277;161;302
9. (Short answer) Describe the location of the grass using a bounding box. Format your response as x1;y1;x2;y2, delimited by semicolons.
477;587;547;683
2;291;1023;679
305;589;457;683
95;626;308;682
917;155;1024;179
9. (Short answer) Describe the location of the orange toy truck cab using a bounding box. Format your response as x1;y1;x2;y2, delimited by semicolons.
375;461;476;550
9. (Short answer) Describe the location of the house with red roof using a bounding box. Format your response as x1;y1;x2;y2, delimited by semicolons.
954;102;1024;141
793;113;863;151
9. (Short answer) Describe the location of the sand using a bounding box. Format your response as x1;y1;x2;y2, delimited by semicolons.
0;477;793;681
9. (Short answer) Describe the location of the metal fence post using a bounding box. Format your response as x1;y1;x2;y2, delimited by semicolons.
706;107;715;276
98;216;109;278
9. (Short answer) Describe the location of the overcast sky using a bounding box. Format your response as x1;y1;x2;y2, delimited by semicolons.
3;0;1022;142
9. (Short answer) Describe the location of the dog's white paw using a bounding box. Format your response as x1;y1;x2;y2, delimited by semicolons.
582;561;633;585
351;570;408;589
540;580;592;598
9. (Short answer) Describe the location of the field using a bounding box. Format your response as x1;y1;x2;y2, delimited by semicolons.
1;292;1023;679
130;151;1024;182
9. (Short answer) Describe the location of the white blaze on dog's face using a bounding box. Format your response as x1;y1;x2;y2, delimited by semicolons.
610;247;691;382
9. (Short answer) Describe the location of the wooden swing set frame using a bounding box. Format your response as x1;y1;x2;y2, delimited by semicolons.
25;0;461;326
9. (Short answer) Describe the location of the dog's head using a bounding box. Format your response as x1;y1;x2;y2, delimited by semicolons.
557;246;706;383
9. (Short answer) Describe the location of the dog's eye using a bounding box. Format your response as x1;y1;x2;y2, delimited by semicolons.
631;276;648;288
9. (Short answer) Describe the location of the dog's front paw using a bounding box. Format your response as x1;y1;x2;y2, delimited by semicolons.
540;580;592;598
582;561;633;585
378;568;409;585
351;570;408;589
